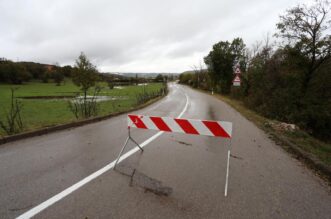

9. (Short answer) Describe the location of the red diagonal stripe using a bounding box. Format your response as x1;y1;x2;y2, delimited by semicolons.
202;121;230;138
128;115;147;129
150;117;172;132
175;119;199;135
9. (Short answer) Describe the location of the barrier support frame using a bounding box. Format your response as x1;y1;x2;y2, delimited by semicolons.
115;114;233;197
114;127;143;169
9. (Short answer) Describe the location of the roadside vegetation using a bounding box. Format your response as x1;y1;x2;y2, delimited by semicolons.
69;52;100;119
179;1;331;174
0;80;166;136
211;93;331;167
0;88;23;135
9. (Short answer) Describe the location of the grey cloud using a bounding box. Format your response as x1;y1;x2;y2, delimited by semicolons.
0;0;309;72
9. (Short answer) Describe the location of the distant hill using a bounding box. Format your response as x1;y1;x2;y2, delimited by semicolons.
181;69;208;75
105;72;179;78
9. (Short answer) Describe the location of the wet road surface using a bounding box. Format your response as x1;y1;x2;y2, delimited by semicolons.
0;83;330;219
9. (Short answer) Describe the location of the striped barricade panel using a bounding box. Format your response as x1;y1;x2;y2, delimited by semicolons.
128;114;232;138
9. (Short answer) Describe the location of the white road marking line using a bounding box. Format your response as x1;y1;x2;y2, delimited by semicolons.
16;88;189;219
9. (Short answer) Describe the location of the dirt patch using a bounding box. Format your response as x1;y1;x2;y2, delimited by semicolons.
115;165;173;196
9;204;33;212
134;170;173;196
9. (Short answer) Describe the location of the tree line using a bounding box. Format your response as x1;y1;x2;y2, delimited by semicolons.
179;0;331;141
0;58;170;86
0;59;73;85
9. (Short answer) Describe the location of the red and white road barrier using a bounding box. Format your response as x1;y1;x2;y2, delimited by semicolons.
115;114;233;197
128;114;232;138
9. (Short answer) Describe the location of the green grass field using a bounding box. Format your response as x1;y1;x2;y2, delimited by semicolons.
0;79;164;136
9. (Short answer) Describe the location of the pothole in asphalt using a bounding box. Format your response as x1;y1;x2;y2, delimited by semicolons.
115;165;173;196
9;204;33;212
175;140;192;146
230;154;243;160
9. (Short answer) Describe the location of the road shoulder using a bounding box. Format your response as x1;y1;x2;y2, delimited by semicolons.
192;87;331;185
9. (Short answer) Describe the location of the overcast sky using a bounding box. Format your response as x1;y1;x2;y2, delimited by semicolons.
0;0;311;73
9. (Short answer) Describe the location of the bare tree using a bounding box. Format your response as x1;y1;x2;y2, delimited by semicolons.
275;0;331;86
191;62;205;89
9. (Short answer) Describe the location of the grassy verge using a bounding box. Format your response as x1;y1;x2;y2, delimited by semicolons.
198;88;331;183
0;80;165;136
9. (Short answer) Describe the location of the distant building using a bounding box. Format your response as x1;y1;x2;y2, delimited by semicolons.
45;65;53;72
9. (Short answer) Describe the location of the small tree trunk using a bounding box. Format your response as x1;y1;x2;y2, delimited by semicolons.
84;90;87;118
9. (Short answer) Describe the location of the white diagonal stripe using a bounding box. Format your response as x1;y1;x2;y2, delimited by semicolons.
218;121;232;137
128;116;137;128
162;116;185;133
190;119;214;136
141;117;158;130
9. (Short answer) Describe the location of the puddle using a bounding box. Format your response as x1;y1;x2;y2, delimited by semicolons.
115;165;173;196
19;95;75;100
208;106;217;121
19;95;128;102
74;96;128;102
18;96;129;102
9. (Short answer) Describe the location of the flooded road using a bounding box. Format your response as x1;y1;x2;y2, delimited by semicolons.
0;83;330;219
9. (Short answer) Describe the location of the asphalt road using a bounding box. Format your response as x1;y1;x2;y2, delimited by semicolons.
0;83;330;219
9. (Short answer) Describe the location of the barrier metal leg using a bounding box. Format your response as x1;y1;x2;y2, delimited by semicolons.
114;136;130;169
130;137;144;151
114;127;143;169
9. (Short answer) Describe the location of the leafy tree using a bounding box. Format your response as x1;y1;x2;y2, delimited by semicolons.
177;2;331;141
204;38;247;94
300;58;331;139
0;60;31;84
155;74;164;82
70;52;99;118
53;70;64;86
179;72;193;85
8;62;31;84
42;71;51;83
107;79;114;89
23;62;46;80
72;52;99;99
0;60;11;82
61;65;72;77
